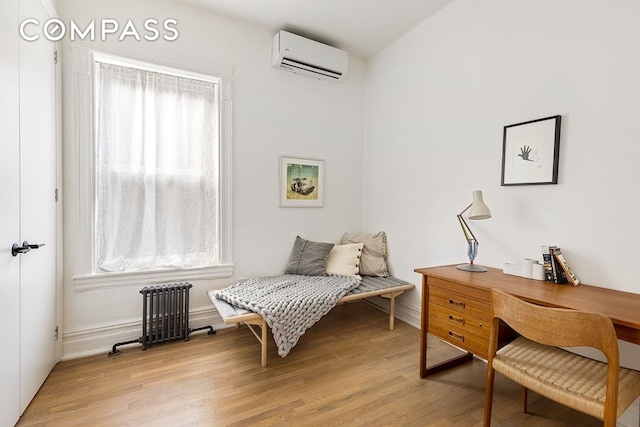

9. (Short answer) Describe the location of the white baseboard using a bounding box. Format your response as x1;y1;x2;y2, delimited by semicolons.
395;300;421;329
618;398;639;427
364;296;421;329
62;298;422;361
61;306;226;361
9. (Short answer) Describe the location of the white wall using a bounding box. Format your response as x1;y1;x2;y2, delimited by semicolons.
364;0;640;369
366;0;640;301
59;0;365;358
364;2;640;421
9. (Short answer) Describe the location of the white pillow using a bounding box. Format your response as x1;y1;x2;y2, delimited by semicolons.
325;243;364;279
341;231;389;277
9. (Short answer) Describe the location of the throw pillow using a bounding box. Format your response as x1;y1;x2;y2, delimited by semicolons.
341;231;389;277
285;236;334;276
325;243;364;279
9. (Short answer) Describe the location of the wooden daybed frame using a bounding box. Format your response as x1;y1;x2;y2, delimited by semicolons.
207;276;414;367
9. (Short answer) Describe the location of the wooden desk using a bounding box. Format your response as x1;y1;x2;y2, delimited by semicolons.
415;265;640;378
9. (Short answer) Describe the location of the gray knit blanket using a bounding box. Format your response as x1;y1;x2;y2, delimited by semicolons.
213;274;359;357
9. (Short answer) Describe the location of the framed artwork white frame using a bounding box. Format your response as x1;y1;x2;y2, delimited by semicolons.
279;156;324;207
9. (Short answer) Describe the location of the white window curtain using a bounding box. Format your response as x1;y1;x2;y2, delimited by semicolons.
94;61;219;272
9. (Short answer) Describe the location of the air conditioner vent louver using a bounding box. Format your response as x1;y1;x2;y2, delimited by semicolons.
281;57;343;80
272;30;348;82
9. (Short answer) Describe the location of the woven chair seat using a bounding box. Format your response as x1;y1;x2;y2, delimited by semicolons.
494;336;640;420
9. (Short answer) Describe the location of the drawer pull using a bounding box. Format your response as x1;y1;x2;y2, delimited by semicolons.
448;330;464;342
449;314;465;325
449;299;465;308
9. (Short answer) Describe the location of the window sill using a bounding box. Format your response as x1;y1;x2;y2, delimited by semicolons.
73;263;234;292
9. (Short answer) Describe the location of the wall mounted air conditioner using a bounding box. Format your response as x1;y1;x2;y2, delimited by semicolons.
272;30;348;82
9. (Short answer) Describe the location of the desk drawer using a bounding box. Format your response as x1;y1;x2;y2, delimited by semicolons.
427;280;491;358
429;317;489;358
429;286;491;324
428;302;489;339
428;277;490;302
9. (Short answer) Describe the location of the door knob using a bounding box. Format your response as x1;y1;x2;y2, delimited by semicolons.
11;241;45;257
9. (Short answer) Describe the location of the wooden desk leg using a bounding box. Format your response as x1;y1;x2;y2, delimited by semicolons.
422;352;474;377
420;276;473;378
420;276;430;377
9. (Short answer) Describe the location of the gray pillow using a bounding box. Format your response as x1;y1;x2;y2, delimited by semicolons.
341;231;389;277
285;236;334;276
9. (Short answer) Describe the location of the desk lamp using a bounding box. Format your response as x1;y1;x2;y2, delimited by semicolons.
457;190;491;272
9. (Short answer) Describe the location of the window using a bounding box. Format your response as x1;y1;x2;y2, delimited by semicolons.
78;53;232;283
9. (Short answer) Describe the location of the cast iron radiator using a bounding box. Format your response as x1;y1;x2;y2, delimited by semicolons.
109;282;215;356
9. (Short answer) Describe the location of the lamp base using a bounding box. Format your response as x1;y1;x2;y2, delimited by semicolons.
457;263;487;272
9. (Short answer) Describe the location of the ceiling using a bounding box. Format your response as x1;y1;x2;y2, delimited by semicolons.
179;0;454;60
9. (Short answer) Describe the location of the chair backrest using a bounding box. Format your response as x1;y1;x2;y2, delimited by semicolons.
490;289;619;364
487;289;627;425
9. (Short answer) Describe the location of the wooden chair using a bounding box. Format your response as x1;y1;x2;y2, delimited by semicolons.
484;289;640;426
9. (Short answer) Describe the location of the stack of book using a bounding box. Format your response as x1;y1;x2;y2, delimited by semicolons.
541;245;580;286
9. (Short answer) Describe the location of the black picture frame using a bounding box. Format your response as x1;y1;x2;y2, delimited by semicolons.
501;115;561;186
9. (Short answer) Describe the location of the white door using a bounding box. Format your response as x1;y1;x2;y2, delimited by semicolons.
18;0;59;413
0;0;22;424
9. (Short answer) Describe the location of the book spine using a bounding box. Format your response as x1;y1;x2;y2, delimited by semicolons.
550;247;568;284
541;245;554;282
555;252;580;286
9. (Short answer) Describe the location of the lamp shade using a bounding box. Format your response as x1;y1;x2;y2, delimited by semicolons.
468;190;491;220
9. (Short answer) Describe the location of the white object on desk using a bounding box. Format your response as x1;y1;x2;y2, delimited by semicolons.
531;263;546;280
503;259;545;281
522;258;534;278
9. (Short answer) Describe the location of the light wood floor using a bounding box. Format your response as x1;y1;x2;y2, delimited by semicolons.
18;302;602;426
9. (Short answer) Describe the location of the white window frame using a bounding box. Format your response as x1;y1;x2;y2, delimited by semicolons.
70;46;233;291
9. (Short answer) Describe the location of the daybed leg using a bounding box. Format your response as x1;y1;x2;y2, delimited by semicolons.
520;386;528;413
389;295;396;330
381;291;401;331
261;319;268;368
245;320;269;367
